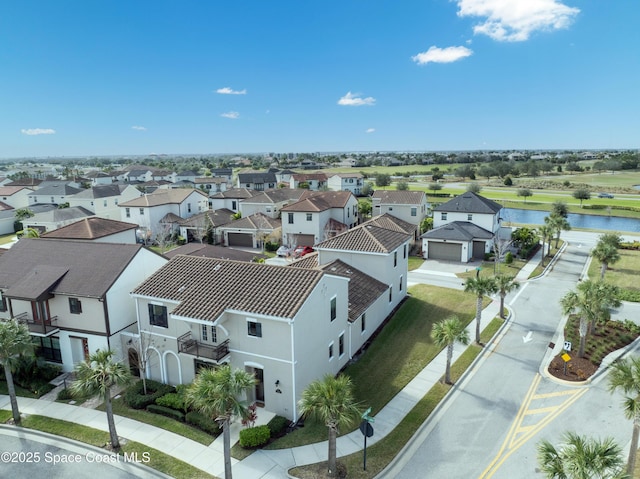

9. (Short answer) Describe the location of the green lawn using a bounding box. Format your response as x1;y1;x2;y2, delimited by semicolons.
588;248;640;301
407;255;424;271
267;284;480;449
0;380;40;398
0;234;16;245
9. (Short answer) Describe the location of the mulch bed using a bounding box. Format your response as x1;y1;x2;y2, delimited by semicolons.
547;355;598;382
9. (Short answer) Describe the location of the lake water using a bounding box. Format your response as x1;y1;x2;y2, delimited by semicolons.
502;208;640;233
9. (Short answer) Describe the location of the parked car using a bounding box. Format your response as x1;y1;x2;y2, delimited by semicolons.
276;245;293;257
597;192;614;198
293;246;314;258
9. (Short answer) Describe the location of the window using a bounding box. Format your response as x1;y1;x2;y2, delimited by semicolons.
403;244;407;259
188;203;192;213
0;292;6;312
411;207;417;217
389;286;393;303
139;208;144;215
441;213;447;221
211;326;217;343
339;334;344;356
232;200;237;210
125;208;130;218
329;343;334;359
361;313;366;333
51;197;55;203
330;297;337;321
201;324;208;341
115;199;118;205
69;297;82;314
266;207;272;213
306;213;312;221
394;251;397;267
33;336;62;363
103;200;108;207
248;321;262;337
148;304;168;328
399;275;403;291
468;214;473;221
288;213;294;224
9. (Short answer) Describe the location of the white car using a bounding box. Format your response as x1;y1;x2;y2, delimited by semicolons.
276;245;293;257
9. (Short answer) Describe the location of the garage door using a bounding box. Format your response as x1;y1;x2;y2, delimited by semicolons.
473;241;486;259
296;234;315;247
227;233;253;247
428;242;462;261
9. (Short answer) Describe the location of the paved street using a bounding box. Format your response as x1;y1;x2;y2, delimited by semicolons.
387;231;639;478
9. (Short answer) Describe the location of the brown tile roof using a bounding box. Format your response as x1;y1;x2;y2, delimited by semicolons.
220;213;281;231
0;239;149;298
0;186;32;196
178;209;235;228
367;214;418;236
164;244;267;262
6;178;41;187
119;188;207;207
41;217;137;240
371;190;427;205
281;190;353;212
132;256;325;322
315;223;410;254
289;251;319;268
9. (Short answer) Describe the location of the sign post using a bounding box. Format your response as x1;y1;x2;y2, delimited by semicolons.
562;352;571;376
360;407;375;471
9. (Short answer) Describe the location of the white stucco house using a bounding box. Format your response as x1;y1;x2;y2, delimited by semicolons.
68;184;142;220
238;189;305;219
0;186;34;209
371;190;429;239
327;173;364;196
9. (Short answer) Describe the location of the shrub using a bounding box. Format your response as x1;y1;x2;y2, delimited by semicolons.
265;242;279;252
155;392;186;412
503;176;513;186
124;379;175;410
57;388;74;401
147;404;185;422
504;252;514;264
239;425;270;448
267;415;289;438
186;411;221;436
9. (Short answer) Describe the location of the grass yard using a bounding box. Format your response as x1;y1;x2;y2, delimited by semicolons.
407;255;424;271
456;256;527;280
0;234;16;245
0;380;41;398
267;284;480;450
587;248;640;301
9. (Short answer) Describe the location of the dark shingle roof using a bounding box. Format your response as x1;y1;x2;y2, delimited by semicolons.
32;184;83;196
220;213;280;231
242;189;305;204
209;188;260;200
132;256;325;322
420;221;493;241
72;184;130;199
237;172;277;183
434;191;502;214
0;239;146;298
41;217;137;240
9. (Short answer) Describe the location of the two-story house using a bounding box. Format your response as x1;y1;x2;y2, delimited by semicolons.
119;189;209;239
218;213;281;248
238;189;305;219
236;172;277;191
68;184;142;220
177;209;235;244
29;183;83;206
289;173;327;191
420;191;506;262
371;190;429;242
208;188;260;213
0;239;166;372
41;217;139;243
22;206;95;234
130;256;352;420
210;168;233;181
327;173;364;196
194;177;230;194
0;186;34;209
280;191;359;247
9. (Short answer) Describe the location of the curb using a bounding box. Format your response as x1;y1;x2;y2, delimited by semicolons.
527;241;568;281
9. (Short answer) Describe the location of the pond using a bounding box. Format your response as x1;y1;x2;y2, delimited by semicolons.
502;208;640;233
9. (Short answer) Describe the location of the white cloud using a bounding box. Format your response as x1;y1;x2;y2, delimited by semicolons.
220;111;240;119
412;45;473;65
131;125;147;131
366;128;376;133
337;92;376;106
21;128;55;136
455;0;580;42
216;87;247;95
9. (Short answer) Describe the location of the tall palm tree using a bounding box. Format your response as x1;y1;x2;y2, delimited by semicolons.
298;374;360;478
538;224;554;266
495;274;520;319
0;319;34;425
560;280;620;358
545;214;571;248
537;431;628;479
608;356;640;476
71;349;132;449
431;316;470;384
464;276;498;344
186;365;256;479
591;241;621;280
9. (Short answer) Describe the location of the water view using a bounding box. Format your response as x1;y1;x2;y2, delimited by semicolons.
502;208;640;233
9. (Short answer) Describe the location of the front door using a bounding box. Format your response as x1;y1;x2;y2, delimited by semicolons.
70;336;89;364
252;367;264;404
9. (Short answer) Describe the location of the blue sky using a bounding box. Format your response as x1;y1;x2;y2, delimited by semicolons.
1;0;638;158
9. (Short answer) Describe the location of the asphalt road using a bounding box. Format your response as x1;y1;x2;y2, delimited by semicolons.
387;231;639;478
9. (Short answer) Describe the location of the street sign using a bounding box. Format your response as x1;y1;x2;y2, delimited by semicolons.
564;341;572;351
359;420;374;438
562;353;571;362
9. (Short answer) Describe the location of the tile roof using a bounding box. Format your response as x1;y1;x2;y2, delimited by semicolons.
6;178;42;187
132;255;325;322
209;188;261;200
41;217;137;240
0;186;31;196
71;184;132;199
0;239;148;298
241;189;305;204
367;213;418;236
219;213;281;231
315;223;410;254
178;209;235;228
119;188;207;207
281;190;354;212
434;191;502;214
371;190;427;205
164;244;267;262
420;221;493;241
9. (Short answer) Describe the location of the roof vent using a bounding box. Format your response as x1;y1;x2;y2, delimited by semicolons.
177;285;186;293
213;264;222;271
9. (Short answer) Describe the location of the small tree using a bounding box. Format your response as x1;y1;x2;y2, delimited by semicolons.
466;183;482;194
573;188;591;207
431;316;470;384
375;174;391;189
551;201;569;218
464;276;498;344
428;182;443;194
494;275;520;319
395;180;409;191
517;188;533;203
358;199;372;220
0;320;34;425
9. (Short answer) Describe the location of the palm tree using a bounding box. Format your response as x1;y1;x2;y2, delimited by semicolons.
591;241;621;280
298;374;361;477
464;276;498;344
538;224;554;265
560;280;620;358
431;316;470;384
186;365;256;479
494;274;520;319
545;214;571;248
71;349;132;449
608;356;640;476
0;320;34;425
537;431;628;479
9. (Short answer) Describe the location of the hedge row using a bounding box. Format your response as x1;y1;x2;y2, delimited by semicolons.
147;404;185;422
123;379;175;409
186;411;221;435
266;415;289;438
